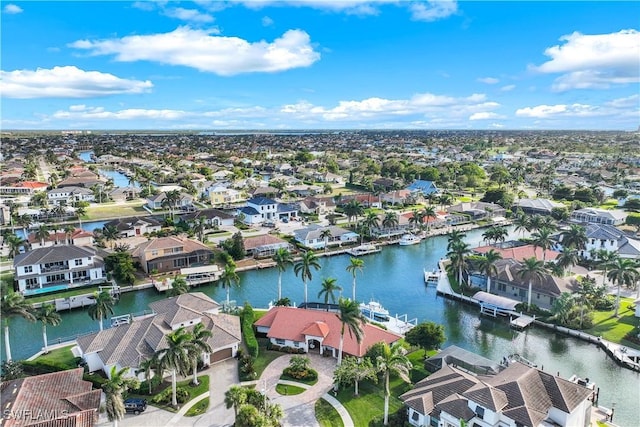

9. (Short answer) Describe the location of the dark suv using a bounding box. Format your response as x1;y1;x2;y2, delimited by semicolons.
124;398;147;415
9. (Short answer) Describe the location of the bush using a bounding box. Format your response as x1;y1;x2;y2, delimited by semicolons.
241;303;259;358
151;387;190;405
22;359;71;375
83;372;108;388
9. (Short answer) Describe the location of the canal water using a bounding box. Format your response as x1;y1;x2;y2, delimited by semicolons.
4;227;639;425
77;150;139;188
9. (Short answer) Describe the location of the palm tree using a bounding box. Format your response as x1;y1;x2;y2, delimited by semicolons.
272;248;293;301
346;257;364;301
188;323;212;385
1;287;36;361
421;206;436;234
517;257;546;308
343;200;364;226
15;213;32;238
362;211;380;237
556;249;580;276
531;226;554;263
560;224;587;251
101;224;120;249
376;342;413;425
168;276;189;297
381;211;399;235
103;366;139;427
336;297;366;366
446;229;466;250
477;249;502;293
219;263;240;306
137;356;158;395
447;240;471;287
607;258;639;317
5;233;26;258
593;249;618;287
35;303;61;354
88;290;115;331
155;327;195;407
34;224;50;246
224;385;247;419
527;214;544;234
294;250;321;303
192;217;207;242
512;212;530;237
75;205;87;228
63;224;76;245
318;278;342;310
320;228;333;252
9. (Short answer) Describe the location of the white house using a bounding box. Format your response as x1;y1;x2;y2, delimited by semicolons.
47;186;95;205
237;197;278;225
570;208;627;226
13;246;106;295
293;224;359;249
568;224;640;260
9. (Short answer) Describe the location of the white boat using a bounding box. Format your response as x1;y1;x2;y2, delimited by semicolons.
347;243;381;256
399;233;422;246
424;269;440;286
359;300;390;322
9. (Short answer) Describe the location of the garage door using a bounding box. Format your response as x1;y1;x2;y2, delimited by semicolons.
211;348;233;363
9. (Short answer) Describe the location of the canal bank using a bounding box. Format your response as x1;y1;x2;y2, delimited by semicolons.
4;226;639;426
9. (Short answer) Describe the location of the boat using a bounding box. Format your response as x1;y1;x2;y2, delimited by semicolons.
399;233;422;246
346;243;381;256
424;269;440;286
359;300;390;322
500;354;537;368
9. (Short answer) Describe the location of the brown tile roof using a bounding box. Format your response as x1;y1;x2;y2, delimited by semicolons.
243;234;289;251
131;236;212;257
1;368;100;427
301;321;330;338
254;307;401;358
474;244;560;262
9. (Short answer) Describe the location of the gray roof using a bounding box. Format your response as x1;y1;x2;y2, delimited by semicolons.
14;245;97;267
494;258;571;297
514;198;562;212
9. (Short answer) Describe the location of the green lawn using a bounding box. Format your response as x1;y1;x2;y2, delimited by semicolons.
32;345;77;367
185;398;209;417
315;398;344;427
25;286;103;304
280;372;318;386
252;350;284;379
132;375;210;413
86;202;147;219
276;383;305;395
585;297;639;349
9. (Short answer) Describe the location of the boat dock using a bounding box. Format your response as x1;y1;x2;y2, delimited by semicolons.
510;315;535;330
346;244;382;256
380;314;418;335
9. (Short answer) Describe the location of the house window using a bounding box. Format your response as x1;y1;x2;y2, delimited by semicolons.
536;293;540;299
293;342;299;347
275;339;285;345
498;283;506;292
24;266;33;273
75;259;82;266
411;411;420;421
151;250;158;256
518;289;526;297
475;406;485;419
429;418;438;427
25;278;38;288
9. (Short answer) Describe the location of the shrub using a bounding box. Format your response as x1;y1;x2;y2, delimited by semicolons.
241;303;259;358
22;359;70;375
152;387;190;405
83;372;108;388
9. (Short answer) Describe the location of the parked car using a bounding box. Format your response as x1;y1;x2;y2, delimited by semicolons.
124;398;147;415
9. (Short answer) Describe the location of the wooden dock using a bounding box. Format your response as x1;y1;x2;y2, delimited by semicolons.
510;315;535;330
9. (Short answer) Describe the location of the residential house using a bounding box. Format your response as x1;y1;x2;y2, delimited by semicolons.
293;224;359;249
104;216;162;238
76;293;241;379
277;203;299;221
447;202;506;221
178;208;235;228
513;198;564;215
489;258;572;309
146;192;194;211
381;189;413;206
47;186;95;205
0;181;48;196
27;228;94;249
570;208;627;226
57;170;104;188
131;236;214;274
254;306;401;358
298;196;336;215
1;368;101;427
406;179;439;197
243;234;291;258
207;185;245;207
109;186;141;202
402;356;593;427
14;246;106;295
286;184;323;197
237;197;278;225
563;223;640;260
474;241;560;263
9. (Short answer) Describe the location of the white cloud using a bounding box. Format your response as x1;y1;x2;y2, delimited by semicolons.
605;94;639;109
69;27;320;76
533;29;640;91
500;84;516;92
163;7;214;23
477;77;499;84
52;107;189;121
131;1;156;11
262;16;274;26
409;0;457;21
469;112;505;120
515;103;616;119
1;66;153;99
3;4;23;14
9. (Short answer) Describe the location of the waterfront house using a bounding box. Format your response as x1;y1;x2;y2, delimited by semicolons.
381;189;413;206
178;208;234;228
27;228;94;249
146;192;194;211
244;234;291;258
109;186;141;202
474;242;560;263
13;245;106;295
76;293;241;380
447;202;506;221
401;358;593;427
293;224;359;249
0;180;48;196
1;368;101;427
406;179;439;197
254;306;401;358
47;186;95;205
513;198;564;215
237;197;278;225
104;216;162;238
131;236;214;274
565;223;640;260
570;208;627;226
298;196;336;215
57;170;104;188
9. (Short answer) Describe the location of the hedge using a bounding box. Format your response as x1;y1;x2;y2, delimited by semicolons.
242;302;259;358
22;359;71;375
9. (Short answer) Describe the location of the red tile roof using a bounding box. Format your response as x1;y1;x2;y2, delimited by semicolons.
474;244;560;262
17;181;48;189
301;321;330;338
255;306;402;357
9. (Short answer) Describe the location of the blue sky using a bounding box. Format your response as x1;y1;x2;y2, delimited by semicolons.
2;1;639;130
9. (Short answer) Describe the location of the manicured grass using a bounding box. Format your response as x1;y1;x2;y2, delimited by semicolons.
315;398;344;427
86;203;147;219
276;383;305;395
407;349;435;382
33;345;76;367
253;350;285;379
25;286;103;304
137;375;210;413
253;309;269;322
584;297;639;349
185;397;209;417
280;372;318;386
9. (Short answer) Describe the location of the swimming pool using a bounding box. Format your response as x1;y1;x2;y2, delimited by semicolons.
24;284;69;296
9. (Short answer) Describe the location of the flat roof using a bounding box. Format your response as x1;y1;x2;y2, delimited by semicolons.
473;291;519;311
